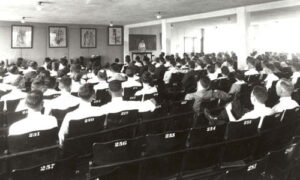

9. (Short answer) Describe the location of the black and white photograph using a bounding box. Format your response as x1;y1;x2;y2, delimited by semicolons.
11;25;33;48
49;26;67;48
1;0;300;179
81;28;97;48
108;26;123;45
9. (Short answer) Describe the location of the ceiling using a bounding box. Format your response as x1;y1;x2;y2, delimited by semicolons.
0;0;281;25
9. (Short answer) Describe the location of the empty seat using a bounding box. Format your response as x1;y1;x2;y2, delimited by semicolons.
11;155;76;180
144;130;189;156
106;110;139;129
222;118;260;164
67;115;106;137
123;86;142;101
188;123;226;147
8;127;58;153
95;89;111;106
50;105;79;127
6;109;28;127
92;136;144;166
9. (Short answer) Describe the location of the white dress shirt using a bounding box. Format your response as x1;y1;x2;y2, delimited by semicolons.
44;89;60;96
244;68;259;76
122;77;142;88
9;110;57;136
94;81;109;91
100;97;156;114
71;80;82;93
291;72;300;85
3;73;21;84
58;101;104;144
207;72;219;81
163;67;179;84
134;84;157;96
264;73;279;90
1;89;26;101
272;97;299;113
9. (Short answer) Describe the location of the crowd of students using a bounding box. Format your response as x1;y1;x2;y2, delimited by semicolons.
1;51;300;149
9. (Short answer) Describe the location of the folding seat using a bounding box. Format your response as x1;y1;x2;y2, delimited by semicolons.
144;130;189;156
137;104;169;135
222;118;260;164
89;167;120;180
11;155;76;180
6;99;21;112
265;81;279;107
222;155;268;180
255;112;283;158
92;136;144;166
8;127;58;153
188;122;226;147
195;70;207;80
89;162;140;180
95;89;111;105
106;110;139;129
0;112;6;127
143;92;160;102
239;84;254;110
50;105;79;127
0;128;7;155
140;151;184;180
199;98;221;112
43;94;60;100
169;100;194;115
127;95;142;101
6;109;28;127
67;115;106;138
181;144;223;177
245;74;260;85
194;107;226;127
168;73;184;89
0;101;4;112
123;86;142;101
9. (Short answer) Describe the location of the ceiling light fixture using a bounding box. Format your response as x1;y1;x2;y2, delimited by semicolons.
36;1;44;11
21;17;26;24
156;12;162;19
109;21;113;27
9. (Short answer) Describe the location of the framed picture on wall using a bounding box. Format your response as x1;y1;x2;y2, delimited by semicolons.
80;28;97;48
49;26;68;48
108;26;123;46
11;25;33;49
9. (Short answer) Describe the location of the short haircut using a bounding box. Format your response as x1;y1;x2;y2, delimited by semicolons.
235;70;244;80
188;61;195;69
44;76;56;89
97;70;107;80
59;76;72;88
246;57;256;66
29;61;38;69
60;58;68;66
110;63;120;73
170;59;176;67
31;77;45;91
70;64;81;73
148;64;155;73
125;67;134;77
72;73;82;82
8;65;19;74
265;63;276;72
141;72;152;84
252;86;268;104
109;80;122;92
207;64;215;73
78;83;95;101
200;76;211;89
278;78;294;95
25;90;43;110
221;66;230;76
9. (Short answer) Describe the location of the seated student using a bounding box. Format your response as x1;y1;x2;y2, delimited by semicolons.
50;61;59;77
225;86;273;128
44;76;60;97
122;67;142;88
93;70;109;91
9;90;58;136
228;70;245;95
101;80;156;114
218;66;230;79
181;61;197;85
207;64;218;81
1;75;26;101
163;59;179;84
59;84;104;145
3;65;21;85
263;63;279;90
107;63;126;82
272;79;299;113
244;57;259;76
135;72;157;97
291;62;300;85
71;73;83;93
23;61;37;75
185;76;231;113
45;76;80;113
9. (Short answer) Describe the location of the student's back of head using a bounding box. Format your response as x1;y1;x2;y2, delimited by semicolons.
200;76;211;89
125;67;134;78
276;78;294;97
221;66;230;76
78;83;95;102
141;72;152;85
251;86;268;104
97;70;107;81
59;76;72;92
8;65;19;74
44;76;56;89
26;90;44;111
108;80;122;97
31;77;47;92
